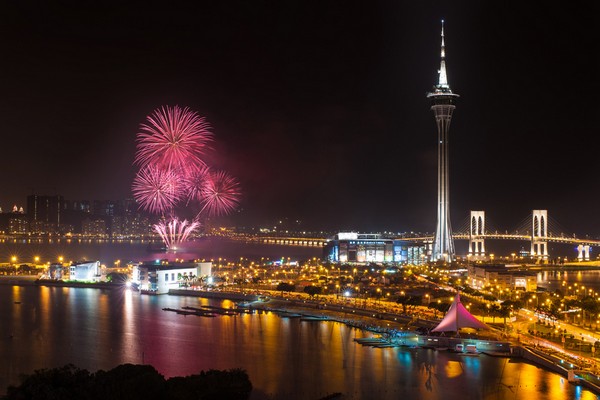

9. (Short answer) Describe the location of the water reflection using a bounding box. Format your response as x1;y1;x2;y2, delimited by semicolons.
539;270;600;294
0;237;322;266
0;286;596;399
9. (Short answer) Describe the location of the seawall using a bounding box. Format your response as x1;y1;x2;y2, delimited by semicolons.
168;289;259;302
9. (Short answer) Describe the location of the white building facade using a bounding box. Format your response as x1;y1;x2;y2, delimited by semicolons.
132;261;212;294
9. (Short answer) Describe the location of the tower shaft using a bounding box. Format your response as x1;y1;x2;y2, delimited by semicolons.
431;99;455;261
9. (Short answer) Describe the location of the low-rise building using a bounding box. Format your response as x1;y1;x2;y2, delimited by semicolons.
467;263;536;292
69;261;101;281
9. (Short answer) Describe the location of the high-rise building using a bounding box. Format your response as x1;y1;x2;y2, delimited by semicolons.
428;20;458;262
27;194;64;233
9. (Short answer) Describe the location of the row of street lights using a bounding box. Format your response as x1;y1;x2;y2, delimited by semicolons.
7;256;64;265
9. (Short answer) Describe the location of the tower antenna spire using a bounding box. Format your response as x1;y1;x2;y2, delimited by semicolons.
438;19;449;88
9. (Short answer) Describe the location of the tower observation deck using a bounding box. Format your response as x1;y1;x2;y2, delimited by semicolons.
428;20;459;262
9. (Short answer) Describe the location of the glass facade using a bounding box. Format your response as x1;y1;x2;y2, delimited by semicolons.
324;233;428;265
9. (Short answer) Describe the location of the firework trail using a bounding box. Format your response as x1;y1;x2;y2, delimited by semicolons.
154;218;200;249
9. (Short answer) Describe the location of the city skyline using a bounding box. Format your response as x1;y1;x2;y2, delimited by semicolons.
0;2;597;235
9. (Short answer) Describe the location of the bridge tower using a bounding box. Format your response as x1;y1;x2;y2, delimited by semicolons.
468;211;485;259
531;210;549;260
428;20;459;262
577;244;591;261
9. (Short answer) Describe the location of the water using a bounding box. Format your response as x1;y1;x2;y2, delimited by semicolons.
0;238;597;398
0;285;596;400
0;237;323;266
538;269;600;295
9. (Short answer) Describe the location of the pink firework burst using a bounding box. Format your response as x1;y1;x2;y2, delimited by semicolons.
182;164;211;205
132;165;181;214
153;217;200;249
198;170;241;217
135;105;213;170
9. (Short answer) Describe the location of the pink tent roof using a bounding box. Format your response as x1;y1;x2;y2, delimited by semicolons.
431;293;490;332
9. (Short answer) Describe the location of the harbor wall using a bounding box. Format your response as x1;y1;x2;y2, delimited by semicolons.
168;289;259;302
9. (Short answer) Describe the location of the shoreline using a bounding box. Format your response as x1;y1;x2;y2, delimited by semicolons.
170;289;423;332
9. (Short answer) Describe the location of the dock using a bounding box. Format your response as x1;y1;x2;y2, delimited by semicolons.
162;307;218;317
353;337;399;348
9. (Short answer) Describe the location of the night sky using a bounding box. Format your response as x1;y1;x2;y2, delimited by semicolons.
0;2;597;235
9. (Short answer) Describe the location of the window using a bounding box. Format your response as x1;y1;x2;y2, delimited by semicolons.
165;273;169;281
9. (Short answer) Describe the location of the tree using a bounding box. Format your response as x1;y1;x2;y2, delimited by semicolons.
166;368;252;400
276;282;295;295
106;272;128;283
5;364;252;400
396;295;422;314
5;364;92;400
92;364;166;400
580;296;598;326
304;285;322;298
428;301;450;318
498;302;514;330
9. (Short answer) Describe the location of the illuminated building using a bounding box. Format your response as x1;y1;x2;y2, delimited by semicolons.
27;194;64;233
8;214;28;234
133;261;212;294
69;261;101;281
323;232;428;265
428;20;458;262
48;263;65;279
467;263;537;291
82;218;108;237
110;214;152;238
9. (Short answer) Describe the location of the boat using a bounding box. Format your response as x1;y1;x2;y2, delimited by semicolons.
465;344;479;354
455;344;479;356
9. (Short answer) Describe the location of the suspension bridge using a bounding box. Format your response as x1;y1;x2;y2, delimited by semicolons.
247;210;598;262
403;210;600;261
